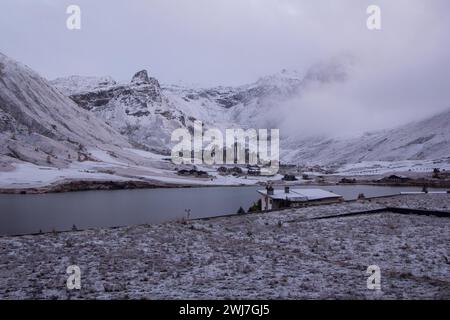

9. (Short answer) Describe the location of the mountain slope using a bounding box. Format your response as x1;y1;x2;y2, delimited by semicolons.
282;109;450;165
0;52;130;167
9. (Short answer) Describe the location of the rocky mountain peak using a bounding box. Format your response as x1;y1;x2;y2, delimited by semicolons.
131;70;150;84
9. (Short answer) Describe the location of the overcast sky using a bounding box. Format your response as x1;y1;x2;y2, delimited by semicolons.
1;0;449;134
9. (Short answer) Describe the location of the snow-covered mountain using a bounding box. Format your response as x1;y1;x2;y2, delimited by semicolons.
51;58;352;154
0;52;207;190
0;52;131;167
282;109;450;166
51;56;449;166
53;70;200;154
0;49;448;190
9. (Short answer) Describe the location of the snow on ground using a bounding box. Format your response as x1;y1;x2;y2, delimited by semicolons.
123;148;168;161
0;147;286;190
134;172;284;186
0;162;282;190
89;149;129;166
336;158;450;176
1;144;447;191
0;162;137;189
0;194;448;299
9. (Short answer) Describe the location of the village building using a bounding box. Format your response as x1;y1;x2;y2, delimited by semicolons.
217;166;243;176
257;186;343;211
177;169;209;178
247;165;261;176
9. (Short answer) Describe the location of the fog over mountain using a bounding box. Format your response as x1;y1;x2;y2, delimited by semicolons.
51;57;450;165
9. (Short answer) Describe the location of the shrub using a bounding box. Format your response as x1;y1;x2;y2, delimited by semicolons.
237;206;246;215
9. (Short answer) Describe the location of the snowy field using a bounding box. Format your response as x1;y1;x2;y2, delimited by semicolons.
0;147;284;191
0;147;286;190
1;144;448;192
335;158;450;176
0;194;449;299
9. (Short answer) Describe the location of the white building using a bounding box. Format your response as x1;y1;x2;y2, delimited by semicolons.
257;186;343;211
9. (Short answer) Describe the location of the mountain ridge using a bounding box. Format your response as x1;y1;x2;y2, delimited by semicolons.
51;61;449;165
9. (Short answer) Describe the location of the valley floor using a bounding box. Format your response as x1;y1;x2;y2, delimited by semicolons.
1;152;449;194
0;194;449;299
0;148;284;193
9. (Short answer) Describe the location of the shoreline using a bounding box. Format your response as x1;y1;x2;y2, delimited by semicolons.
1;177;448;195
0;178;197;194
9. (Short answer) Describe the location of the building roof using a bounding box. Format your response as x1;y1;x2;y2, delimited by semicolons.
257;188;342;202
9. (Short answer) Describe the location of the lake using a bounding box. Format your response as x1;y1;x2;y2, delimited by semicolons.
0;185;444;236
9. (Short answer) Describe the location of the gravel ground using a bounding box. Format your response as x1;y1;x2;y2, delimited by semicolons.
0;194;449;299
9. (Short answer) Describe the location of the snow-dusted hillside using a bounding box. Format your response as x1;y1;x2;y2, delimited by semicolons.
282;109;450;166
0;52;132;167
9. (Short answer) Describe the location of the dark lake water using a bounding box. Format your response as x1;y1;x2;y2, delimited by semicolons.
0;185;445;236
